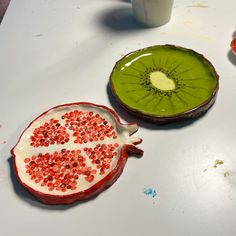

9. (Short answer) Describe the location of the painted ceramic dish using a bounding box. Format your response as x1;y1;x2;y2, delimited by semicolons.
109;45;219;124
11;102;143;204
231;38;236;55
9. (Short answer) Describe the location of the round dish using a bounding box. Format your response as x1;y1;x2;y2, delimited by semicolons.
231;38;236;55
109;45;219;124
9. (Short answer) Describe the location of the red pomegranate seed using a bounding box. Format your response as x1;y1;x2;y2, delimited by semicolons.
30;119;70;147
23;148;103;193
24;158;30;163
86;175;94;182
62;110;118;144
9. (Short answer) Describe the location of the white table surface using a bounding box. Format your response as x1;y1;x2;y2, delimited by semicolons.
1;0;236;235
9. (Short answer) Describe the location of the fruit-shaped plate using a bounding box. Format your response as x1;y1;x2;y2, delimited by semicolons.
11;102;143;204
109;45;219;124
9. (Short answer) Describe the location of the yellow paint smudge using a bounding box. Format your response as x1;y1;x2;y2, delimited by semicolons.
224;171;230;177
188;3;208;8
197;35;211;40
213;159;224;168
184;20;193;25
160;31;168;35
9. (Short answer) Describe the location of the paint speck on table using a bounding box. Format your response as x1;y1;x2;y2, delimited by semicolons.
184;19;193;25
35;34;43;37
143;188;157;198
224;171;230;177
1;141;6;145
213;160;224;168
0;124;2;128
187;3;208;8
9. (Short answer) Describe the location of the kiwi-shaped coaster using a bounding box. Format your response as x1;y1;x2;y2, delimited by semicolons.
109;45;219;124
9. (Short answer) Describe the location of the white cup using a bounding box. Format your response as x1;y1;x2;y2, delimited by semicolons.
132;0;174;27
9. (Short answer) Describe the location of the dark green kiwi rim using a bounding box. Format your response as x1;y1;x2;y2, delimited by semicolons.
109;45;219;124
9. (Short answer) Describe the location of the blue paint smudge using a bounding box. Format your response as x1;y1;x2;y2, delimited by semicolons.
143;188;157;198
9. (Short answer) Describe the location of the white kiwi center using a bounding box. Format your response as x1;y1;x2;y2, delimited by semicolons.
150;71;176;91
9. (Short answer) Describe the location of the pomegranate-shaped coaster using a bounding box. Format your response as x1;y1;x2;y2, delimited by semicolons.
11;103;143;205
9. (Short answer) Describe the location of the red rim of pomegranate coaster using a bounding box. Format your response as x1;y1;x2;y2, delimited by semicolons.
11;102;143;205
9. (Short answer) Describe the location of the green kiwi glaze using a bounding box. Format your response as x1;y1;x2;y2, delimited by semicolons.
110;45;218;119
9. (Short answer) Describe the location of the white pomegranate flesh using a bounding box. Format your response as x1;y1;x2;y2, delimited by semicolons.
11;102;143;204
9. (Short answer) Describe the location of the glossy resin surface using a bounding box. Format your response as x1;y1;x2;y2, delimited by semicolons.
110;45;219;123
